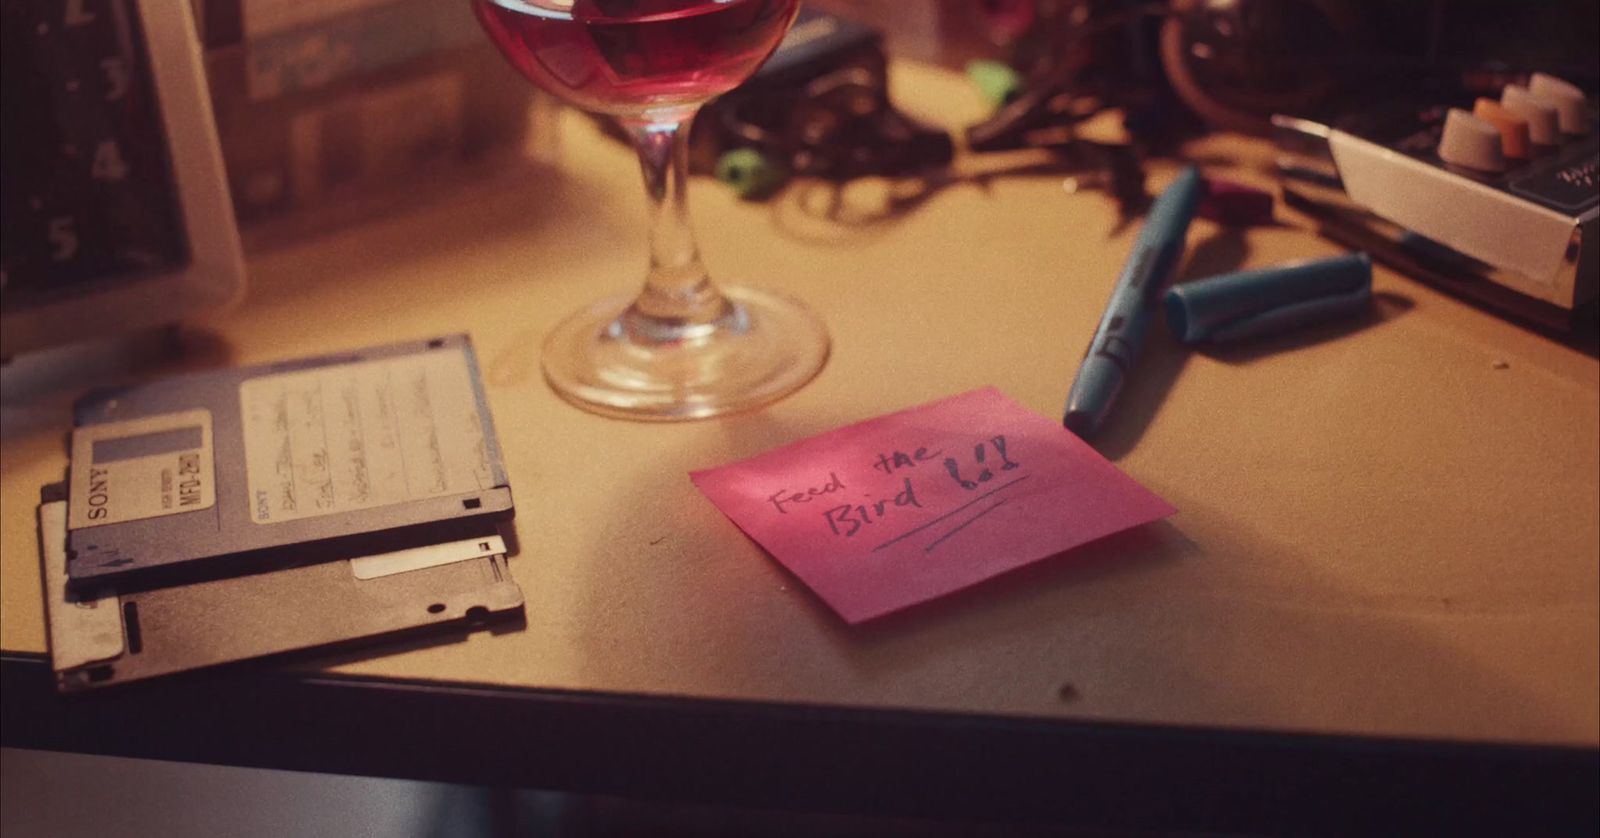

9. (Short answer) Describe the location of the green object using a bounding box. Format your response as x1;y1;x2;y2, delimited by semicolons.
966;60;1025;107
715;148;788;201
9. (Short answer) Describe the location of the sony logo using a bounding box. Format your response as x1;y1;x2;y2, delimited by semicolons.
84;466;111;520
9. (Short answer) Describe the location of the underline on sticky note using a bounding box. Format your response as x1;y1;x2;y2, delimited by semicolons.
924;498;1010;554
872;474;1031;553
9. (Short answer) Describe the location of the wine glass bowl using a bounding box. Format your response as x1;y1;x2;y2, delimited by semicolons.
475;0;800;121
473;0;828;420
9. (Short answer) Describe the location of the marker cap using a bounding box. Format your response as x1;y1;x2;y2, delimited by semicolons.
1164;252;1372;344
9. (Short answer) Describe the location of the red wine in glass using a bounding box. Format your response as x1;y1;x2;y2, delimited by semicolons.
474;0;800;119
472;0;826;421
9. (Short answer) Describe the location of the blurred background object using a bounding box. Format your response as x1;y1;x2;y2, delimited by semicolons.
699;8;955;189
190;0;545;245
1;0;244;359
1;0;549;359
809;0;1599;135
1160;0;1599;134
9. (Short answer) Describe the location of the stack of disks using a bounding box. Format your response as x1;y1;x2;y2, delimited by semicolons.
37;335;524;691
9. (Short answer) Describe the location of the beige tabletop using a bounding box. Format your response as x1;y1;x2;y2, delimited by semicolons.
3;62;1596;749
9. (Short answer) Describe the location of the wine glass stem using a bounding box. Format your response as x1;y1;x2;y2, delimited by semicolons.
625;117;727;328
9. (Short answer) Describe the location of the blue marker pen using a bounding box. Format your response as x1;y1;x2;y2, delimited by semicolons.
1064;166;1204;437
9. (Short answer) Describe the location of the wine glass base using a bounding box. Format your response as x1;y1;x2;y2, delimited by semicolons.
542;285;829;421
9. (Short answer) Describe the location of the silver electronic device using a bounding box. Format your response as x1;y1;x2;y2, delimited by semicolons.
1275;72;1596;332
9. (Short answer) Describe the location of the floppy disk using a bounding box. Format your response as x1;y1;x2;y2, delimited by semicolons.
38;486;524;691
64;335;513;589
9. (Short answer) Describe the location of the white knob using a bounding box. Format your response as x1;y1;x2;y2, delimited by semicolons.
1501;85;1561;144
1529;72;1590;134
1438;108;1505;172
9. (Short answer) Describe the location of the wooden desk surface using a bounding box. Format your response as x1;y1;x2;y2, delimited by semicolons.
3;63;1596;749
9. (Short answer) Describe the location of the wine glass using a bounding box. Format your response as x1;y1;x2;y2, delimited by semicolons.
473;0;828;420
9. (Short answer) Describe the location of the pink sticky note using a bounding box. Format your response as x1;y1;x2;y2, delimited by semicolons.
690;387;1176;623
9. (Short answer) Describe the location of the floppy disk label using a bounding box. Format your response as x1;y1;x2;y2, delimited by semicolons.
239;347;496;525
69;409;217;530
